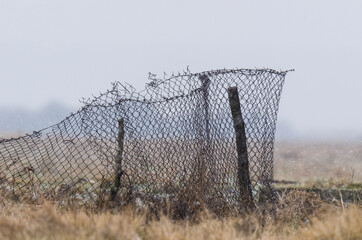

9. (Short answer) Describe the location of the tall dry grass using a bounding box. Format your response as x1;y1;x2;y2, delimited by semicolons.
0;190;360;240
297;205;362;240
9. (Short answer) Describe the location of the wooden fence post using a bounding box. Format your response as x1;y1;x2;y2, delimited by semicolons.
227;87;256;211
199;74;211;144
195;75;212;196
111;118;125;201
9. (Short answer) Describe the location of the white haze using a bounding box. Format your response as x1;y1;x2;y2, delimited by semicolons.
0;0;361;140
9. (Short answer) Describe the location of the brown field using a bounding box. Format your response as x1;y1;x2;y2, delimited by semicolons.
275;141;362;184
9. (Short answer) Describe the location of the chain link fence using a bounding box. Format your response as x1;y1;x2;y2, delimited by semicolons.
0;68;290;216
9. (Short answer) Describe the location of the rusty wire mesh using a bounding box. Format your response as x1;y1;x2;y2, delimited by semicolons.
0;68;290;216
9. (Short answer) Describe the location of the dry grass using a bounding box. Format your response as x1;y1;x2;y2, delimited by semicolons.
297;205;362;240
1;139;361;239
0;190;360;240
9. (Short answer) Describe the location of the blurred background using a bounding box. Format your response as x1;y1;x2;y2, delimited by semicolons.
0;0;361;182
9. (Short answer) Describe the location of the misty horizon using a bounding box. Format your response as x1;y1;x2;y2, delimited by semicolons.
0;99;361;142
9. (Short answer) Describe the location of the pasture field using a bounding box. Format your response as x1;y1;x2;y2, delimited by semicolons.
275;141;362;184
0;140;361;239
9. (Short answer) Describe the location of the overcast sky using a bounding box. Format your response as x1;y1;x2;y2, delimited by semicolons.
0;0;361;138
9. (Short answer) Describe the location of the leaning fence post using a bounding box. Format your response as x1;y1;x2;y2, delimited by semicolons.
227;87;256;211
110;118;125;201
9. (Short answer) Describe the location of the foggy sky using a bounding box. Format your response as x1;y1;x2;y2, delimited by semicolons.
0;0;361;138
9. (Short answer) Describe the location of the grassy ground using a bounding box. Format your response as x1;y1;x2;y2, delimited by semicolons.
0;190;360;240
1;141;361;239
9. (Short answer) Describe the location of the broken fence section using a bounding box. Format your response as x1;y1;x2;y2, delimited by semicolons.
0;68;291;216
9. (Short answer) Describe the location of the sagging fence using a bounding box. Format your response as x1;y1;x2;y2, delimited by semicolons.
0;68;290;216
